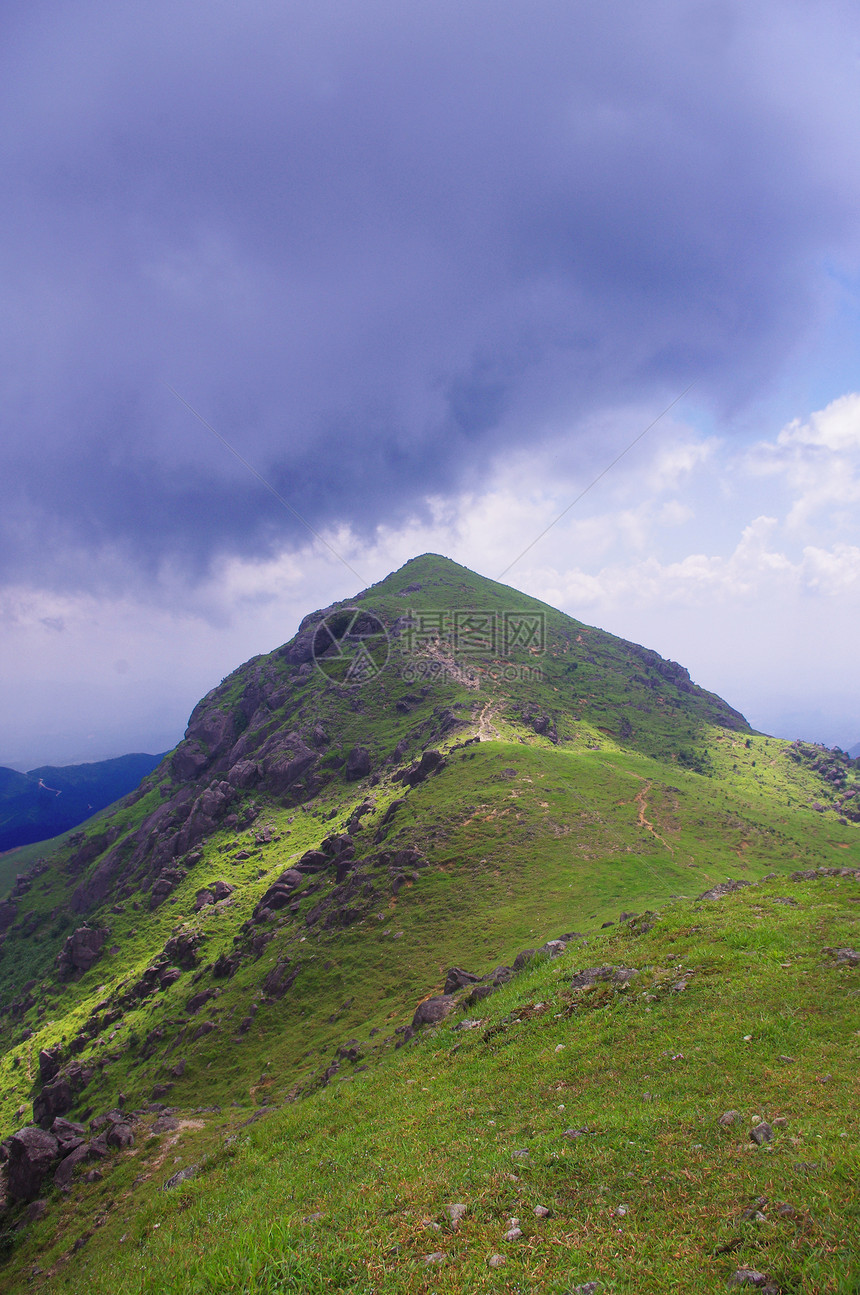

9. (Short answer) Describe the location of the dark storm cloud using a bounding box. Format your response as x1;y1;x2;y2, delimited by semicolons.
1;0;858;590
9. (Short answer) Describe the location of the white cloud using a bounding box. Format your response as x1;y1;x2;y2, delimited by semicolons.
3;392;860;765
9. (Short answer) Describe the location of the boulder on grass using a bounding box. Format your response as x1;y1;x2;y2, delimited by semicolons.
6;1127;59;1202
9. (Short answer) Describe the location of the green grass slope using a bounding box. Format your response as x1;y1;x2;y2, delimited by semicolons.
0;554;857;1290
3;874;858;1294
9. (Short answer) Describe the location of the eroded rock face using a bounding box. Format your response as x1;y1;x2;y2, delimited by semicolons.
0;899;18;932
171;740;210;781
56;926;109;979
6;1127;59;1201
261;734;318;797
227;759;259;788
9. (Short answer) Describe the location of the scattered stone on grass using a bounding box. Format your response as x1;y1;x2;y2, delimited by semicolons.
697;879;751;901
488;1254;506;1268
423;1251;445;1265
444;1203;467;1226
533;1205;552;1218
163;1164;198;1189
729;1269;777;1290
570;1284;600;1294
504;1218;523;1241
750;1123;773;1146
719;1111;741;1126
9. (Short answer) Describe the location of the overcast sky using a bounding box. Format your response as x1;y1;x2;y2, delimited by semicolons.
2;0;859;769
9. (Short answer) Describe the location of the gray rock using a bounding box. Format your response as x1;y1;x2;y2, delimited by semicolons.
56;926;109;979
718;1111;741;1126
570;966;615;990
504;1217;522;1241
749;1123;773;1146
50;1117;86;1152
106;1123;135;1149
539;940;569;959
465;984;497;1005
346;746;372;781
423;1252;446;1265
6;1128;59;1202
38;1047;62;1084
443;967;481;994
444;1203;467;1226
53;1142;91;1189
401;749;446;787
412;996;456;1028
729;1269;774;1289
533;1205;552;1218
163;1164;198;1189
33;1078;74;1126
697;879;751;901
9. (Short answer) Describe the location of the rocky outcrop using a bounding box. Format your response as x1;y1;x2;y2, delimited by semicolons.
444;968;481;994
346;745;372;780
33;1060;94;1126
65;827;121;876
262;959;301;999
149;866;188;910
38;1046;62;1084
5;1127;59;1201
194;879;235;910
227;759;260;788
56;926;109;979
252;869;304;920
400;749;446;787
697;879;751;901
260;734;318;797
412;996;456;1028
171;741;210;780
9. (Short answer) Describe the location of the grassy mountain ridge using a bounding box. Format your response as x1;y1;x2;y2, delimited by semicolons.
0;553;857;1290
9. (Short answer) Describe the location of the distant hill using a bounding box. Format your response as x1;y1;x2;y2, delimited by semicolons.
0;752;165;854
849;741;860;758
